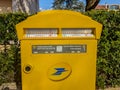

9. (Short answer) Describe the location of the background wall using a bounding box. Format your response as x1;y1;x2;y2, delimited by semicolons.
0;0;12;13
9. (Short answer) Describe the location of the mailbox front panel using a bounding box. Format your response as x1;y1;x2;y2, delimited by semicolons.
21;39;97;90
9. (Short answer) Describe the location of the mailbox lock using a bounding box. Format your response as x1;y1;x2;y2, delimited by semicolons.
24;64;33;74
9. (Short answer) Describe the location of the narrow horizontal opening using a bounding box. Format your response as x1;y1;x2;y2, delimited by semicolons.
24;28;58;38
24;28;95;38
62;28;95;37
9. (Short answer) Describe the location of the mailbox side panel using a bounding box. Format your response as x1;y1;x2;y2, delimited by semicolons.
21;39;97;90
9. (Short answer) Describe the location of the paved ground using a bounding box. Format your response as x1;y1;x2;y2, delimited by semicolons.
0;82;17;90
0;82;120;90
99;88;120;90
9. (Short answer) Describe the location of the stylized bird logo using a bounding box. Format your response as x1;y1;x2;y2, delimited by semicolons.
53;68;68;75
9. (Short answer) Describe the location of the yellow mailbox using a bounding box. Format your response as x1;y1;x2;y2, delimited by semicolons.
16;10;102;90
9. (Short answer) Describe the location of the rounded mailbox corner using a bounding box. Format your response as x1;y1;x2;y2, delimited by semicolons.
23;64;33;74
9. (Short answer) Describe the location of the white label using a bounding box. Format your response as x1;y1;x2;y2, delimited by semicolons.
56;46;63;52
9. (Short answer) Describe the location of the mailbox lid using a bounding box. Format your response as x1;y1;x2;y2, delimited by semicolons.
16;10;102;40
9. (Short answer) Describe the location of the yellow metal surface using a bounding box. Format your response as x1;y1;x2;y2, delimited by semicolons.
16;10;102;90
47;62;72;81
21;40;97;90
16;10;102;40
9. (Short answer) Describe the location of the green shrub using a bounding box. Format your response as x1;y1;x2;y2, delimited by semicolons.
0;46;15;84
0;13;28;85
85;10;120;88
